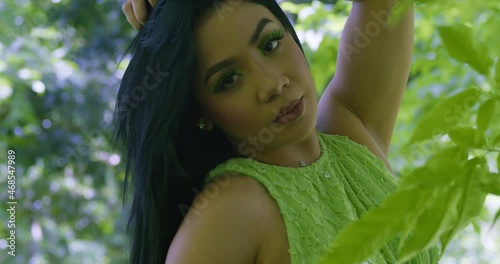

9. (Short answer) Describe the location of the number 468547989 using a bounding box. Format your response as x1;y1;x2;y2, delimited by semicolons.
8;150;15;173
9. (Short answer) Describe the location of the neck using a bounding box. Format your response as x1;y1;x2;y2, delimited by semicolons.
234;129;321;168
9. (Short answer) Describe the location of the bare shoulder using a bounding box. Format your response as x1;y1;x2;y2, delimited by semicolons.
165;173;280;264
317;92;394;174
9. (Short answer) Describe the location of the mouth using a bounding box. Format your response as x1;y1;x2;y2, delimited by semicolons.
272;96;304;124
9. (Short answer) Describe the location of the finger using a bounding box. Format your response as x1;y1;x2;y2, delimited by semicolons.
122;1;143;30
148;0;158;8
131;0;148;25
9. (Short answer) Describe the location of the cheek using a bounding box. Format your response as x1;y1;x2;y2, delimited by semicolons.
296;56;311;81
206;100;252;131
283;39;312;83
216;108;244;127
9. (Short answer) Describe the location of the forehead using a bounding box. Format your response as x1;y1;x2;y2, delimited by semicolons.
194;2;279;66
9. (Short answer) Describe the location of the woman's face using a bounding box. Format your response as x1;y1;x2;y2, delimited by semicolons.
194;1;318;155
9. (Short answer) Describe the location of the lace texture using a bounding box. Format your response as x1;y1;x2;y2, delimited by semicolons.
204;131;441;264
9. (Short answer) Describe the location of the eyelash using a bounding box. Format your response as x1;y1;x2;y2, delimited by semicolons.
258;28;285;56
210;28;286;93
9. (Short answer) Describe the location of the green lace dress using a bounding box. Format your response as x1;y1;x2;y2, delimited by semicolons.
204;130;441;264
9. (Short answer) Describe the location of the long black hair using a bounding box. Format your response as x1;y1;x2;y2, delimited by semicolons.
112;0;305;263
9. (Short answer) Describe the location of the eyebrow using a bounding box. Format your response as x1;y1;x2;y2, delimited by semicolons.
204;18;274;83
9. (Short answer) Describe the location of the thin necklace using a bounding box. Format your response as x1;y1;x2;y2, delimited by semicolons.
248;156;331;179
299;161;330;179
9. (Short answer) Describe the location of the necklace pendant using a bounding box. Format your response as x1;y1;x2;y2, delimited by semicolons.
300;161;306;167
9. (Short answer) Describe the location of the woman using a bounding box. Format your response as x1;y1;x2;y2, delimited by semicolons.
116;0;441;263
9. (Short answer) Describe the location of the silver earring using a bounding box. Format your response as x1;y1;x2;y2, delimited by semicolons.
199;121;206;130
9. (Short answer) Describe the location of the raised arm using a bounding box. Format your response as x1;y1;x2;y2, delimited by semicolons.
318;0;414;158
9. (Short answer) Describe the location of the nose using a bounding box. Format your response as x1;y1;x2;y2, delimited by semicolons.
252;63;290;103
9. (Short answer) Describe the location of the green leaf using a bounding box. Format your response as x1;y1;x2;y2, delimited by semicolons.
448;127;486;149
429;146;468;164
493;134;500;148
472;220;481;233
497;153;500;174
494;60;500;93
439;158;488;252
318;187;430;264
3;86;37;129
476;99;497;133
400;159;459;190
414;0;434;4
398;158;475;260
480;173;500;195
437;24;493;75
410;88;481;143
487;208;500;235
425;157;465;183
319;159;463;264
398;187;462;263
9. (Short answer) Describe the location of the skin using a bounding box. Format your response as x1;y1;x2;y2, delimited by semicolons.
148;3;323;263
123;0;415;172
193;2;321;168
122;0;415;263
121;0;158;29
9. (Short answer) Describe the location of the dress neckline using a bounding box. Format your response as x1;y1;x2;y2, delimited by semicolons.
241;130;327;172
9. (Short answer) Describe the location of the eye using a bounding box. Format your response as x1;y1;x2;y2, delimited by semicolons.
262;39;280;54
259;29;285;55
211;70;243;92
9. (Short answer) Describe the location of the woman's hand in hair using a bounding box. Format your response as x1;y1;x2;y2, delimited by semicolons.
122;0;158;30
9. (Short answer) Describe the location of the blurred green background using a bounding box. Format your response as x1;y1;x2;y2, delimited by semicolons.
0;0;499;263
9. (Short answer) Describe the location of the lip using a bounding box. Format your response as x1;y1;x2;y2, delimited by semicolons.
272;96;304;124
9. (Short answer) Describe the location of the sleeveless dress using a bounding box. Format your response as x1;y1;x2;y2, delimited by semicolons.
203;130;441;264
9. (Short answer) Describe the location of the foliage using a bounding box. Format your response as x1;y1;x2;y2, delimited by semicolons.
0;0;498;263
280;0;500;263
0;0;132;263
